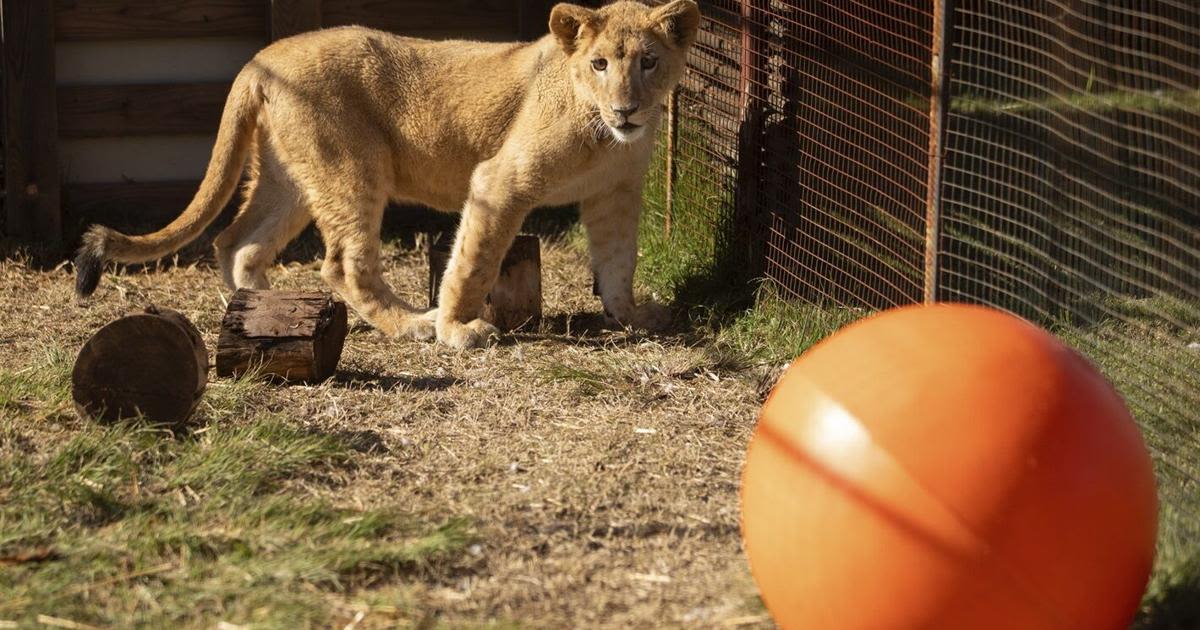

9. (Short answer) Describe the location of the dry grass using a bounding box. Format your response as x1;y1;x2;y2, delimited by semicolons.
5;233;1193;628
0;237;778;628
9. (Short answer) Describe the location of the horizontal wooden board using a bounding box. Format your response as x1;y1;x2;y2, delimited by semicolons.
322;0;522;41
61;180;450;253
60;183;481;269
270;0;323;40
53;1;537;44
62;179;244;257
58;83;231;138
65;180;209;229
55;0;267;41
56;39;262;85
516;1;554;41
60;135;217;184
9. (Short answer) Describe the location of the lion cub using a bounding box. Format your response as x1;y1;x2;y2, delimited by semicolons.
75;1;701;349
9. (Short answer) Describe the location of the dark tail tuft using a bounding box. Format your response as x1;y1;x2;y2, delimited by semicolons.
74;228;108;298
74;250;103;298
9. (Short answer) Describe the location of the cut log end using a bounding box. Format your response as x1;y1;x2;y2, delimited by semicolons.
72;305;208;426
216;289;348;383
428;234;542;331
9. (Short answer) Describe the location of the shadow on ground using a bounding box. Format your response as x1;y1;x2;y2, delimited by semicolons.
1135;565;1200;630
331;370;461;392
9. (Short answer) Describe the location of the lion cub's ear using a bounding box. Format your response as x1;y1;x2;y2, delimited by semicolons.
549;3;598;55
651;0;701;50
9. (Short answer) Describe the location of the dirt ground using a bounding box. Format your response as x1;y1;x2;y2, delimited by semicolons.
0;237;775;628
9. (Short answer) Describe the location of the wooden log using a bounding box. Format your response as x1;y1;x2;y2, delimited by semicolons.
72;306;208;425
428;234;542;331
216;289;348;383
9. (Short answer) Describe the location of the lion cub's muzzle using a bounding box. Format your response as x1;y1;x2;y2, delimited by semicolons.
606;102;650;143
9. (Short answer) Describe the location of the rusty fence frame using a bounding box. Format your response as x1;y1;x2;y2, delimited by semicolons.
924;0;952;303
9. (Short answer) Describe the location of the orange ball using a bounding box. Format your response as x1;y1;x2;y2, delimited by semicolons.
740;303;1157;630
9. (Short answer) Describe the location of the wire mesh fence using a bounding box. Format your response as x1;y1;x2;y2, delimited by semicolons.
755;1;933;309
646;0;1199;613
938;0;1200;602
641;0;934;308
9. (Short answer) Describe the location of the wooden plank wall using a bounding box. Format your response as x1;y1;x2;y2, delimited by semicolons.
2;0;557;253
3;0;62;256
55;1;269;41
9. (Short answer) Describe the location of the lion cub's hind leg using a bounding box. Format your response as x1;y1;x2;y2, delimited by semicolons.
214;143;312;290
314;195;436;342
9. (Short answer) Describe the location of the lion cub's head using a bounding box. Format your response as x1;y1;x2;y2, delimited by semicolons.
550;0;700;143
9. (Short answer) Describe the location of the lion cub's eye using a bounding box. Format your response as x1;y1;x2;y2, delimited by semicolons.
641;56;658;71
591;58;608;72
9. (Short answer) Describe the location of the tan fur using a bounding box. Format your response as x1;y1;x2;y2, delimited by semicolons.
75;0;700;349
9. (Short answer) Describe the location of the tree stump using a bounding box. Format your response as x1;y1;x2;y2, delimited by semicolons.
428;233;542;331
216;289;348;383
72;306;208;425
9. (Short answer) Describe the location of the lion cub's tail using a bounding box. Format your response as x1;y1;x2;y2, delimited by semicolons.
75;66;263;298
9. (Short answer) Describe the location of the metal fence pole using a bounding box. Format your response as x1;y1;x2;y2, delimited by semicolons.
924;0;953;303
664;88;678;238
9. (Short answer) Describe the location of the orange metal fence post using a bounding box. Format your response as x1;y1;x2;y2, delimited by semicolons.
664;88;678;238
924;0;953;303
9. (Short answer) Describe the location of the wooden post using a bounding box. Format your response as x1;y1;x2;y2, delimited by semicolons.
3;0;62;257
428;234;542;331
217;289;348;383
72;307;208;426
924;0;954;304
269;0;323;41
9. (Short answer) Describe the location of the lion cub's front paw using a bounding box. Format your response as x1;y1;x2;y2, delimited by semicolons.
400;309;438;342
436;318;500;350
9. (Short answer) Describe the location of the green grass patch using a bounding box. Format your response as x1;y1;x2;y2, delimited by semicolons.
639;115;747;307
1091;294;1200;341
708;294;866;366
0;346;75;421
0;356;470;628
1136;554;1200;630
539;364;618;398
1054;297;1200;627
905;86;1200;118
951;88;1200;118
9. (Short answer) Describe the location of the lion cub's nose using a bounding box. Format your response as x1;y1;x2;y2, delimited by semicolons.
612;104;640;119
